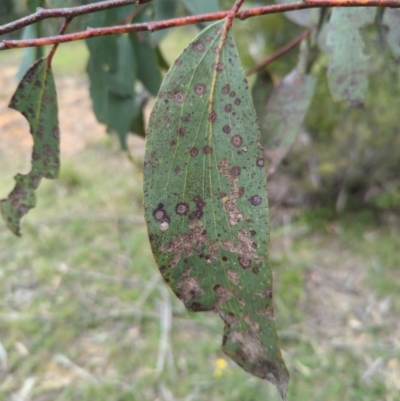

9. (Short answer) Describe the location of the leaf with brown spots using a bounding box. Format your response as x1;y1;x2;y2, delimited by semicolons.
1;58;60;236
326;8;375;106
144;20;289;399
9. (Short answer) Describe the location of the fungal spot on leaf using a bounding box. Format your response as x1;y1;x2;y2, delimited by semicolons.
177;127;185;137
223;125;231;134
205;35;213;42
225;104;233;113
194;83;206;96
173;90;185;103
192;40;206;53
212;61;225;72
203;145;213;154
214;285;233;307
176;269;204;307
160;222;218;268
208;110;217;122
175;59;182;66
222;84;230;95
249;195;262;206
174;166;181;174
238;256;252;269
160;222;169;231
231;135;243;147
252;267;260;274
212;46;221;54
222;256;228;262
230;91;236;98
235;98;241;105
170;140;177;147
176;203;189;215
153;204;170;223
256;158;264;168
190;147;199;157
227;270;240;285
230;166;241;177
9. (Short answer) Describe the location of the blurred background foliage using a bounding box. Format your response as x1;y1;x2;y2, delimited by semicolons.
4;0;399;214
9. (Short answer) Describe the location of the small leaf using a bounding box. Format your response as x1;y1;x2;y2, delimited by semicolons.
1;58;60;236
382;9;400;61
144;20;289;399
251;69;274;128
326;8;375;106
261;68;316;176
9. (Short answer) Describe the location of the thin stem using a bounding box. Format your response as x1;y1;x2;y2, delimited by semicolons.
246;29;311;76
47;17;73;65
0;0;153;36
1;0;399;50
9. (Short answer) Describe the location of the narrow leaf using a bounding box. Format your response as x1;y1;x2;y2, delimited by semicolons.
1;59;60;236
144;21;289;399
326;8;375;106
251;69;273;129
262;69;316;176
382;9;400;61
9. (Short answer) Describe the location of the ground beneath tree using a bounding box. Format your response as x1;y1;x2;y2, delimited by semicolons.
1;65;399;400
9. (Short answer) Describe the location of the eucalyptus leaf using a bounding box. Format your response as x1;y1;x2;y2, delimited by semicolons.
144;20;289;400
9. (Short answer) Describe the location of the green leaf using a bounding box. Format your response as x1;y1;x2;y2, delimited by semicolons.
326;8;375;106
152;0;179;43
17;23;44;80
1;58;60;236
144;20;289;399
130;32;162;96
261;68;316;176
251;69;273;130
382;9;400;61
180;0;219;28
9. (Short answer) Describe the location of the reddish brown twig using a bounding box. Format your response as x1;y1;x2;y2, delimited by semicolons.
0;0;153;36
246;29;312;76
1;0;399;50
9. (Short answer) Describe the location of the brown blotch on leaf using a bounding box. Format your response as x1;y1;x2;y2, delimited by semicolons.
194;83;206;96
249;195;262;206
212;61;225;72
192;40;206;53
190;147;199;157
238;187;245;197
252;267;260;274
52;127;60;140
205;35;213;42
212;46;221;54
172;90;185;103
175;59;182;66
234;98;241;105
222;84;231;95
256;158;264;168
222;125;231;134
191;302;202;311
231;135;243;147
250;230;257;236
238;256;251;269
222;256;228;262
203;145;213;154
176;203;189;216
208;110;217;122
177;127;185;137
230;166;241;177
174;166;181;174
170;140;177;147
230;91;236;98
225;104;233;113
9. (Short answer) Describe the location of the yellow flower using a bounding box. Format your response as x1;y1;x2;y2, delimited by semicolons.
214;358;229;378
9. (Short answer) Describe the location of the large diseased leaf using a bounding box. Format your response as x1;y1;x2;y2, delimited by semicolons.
261;68;316;176
326;8;375;106
144;20;289;399
1;58;60;236
382;9;400;61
